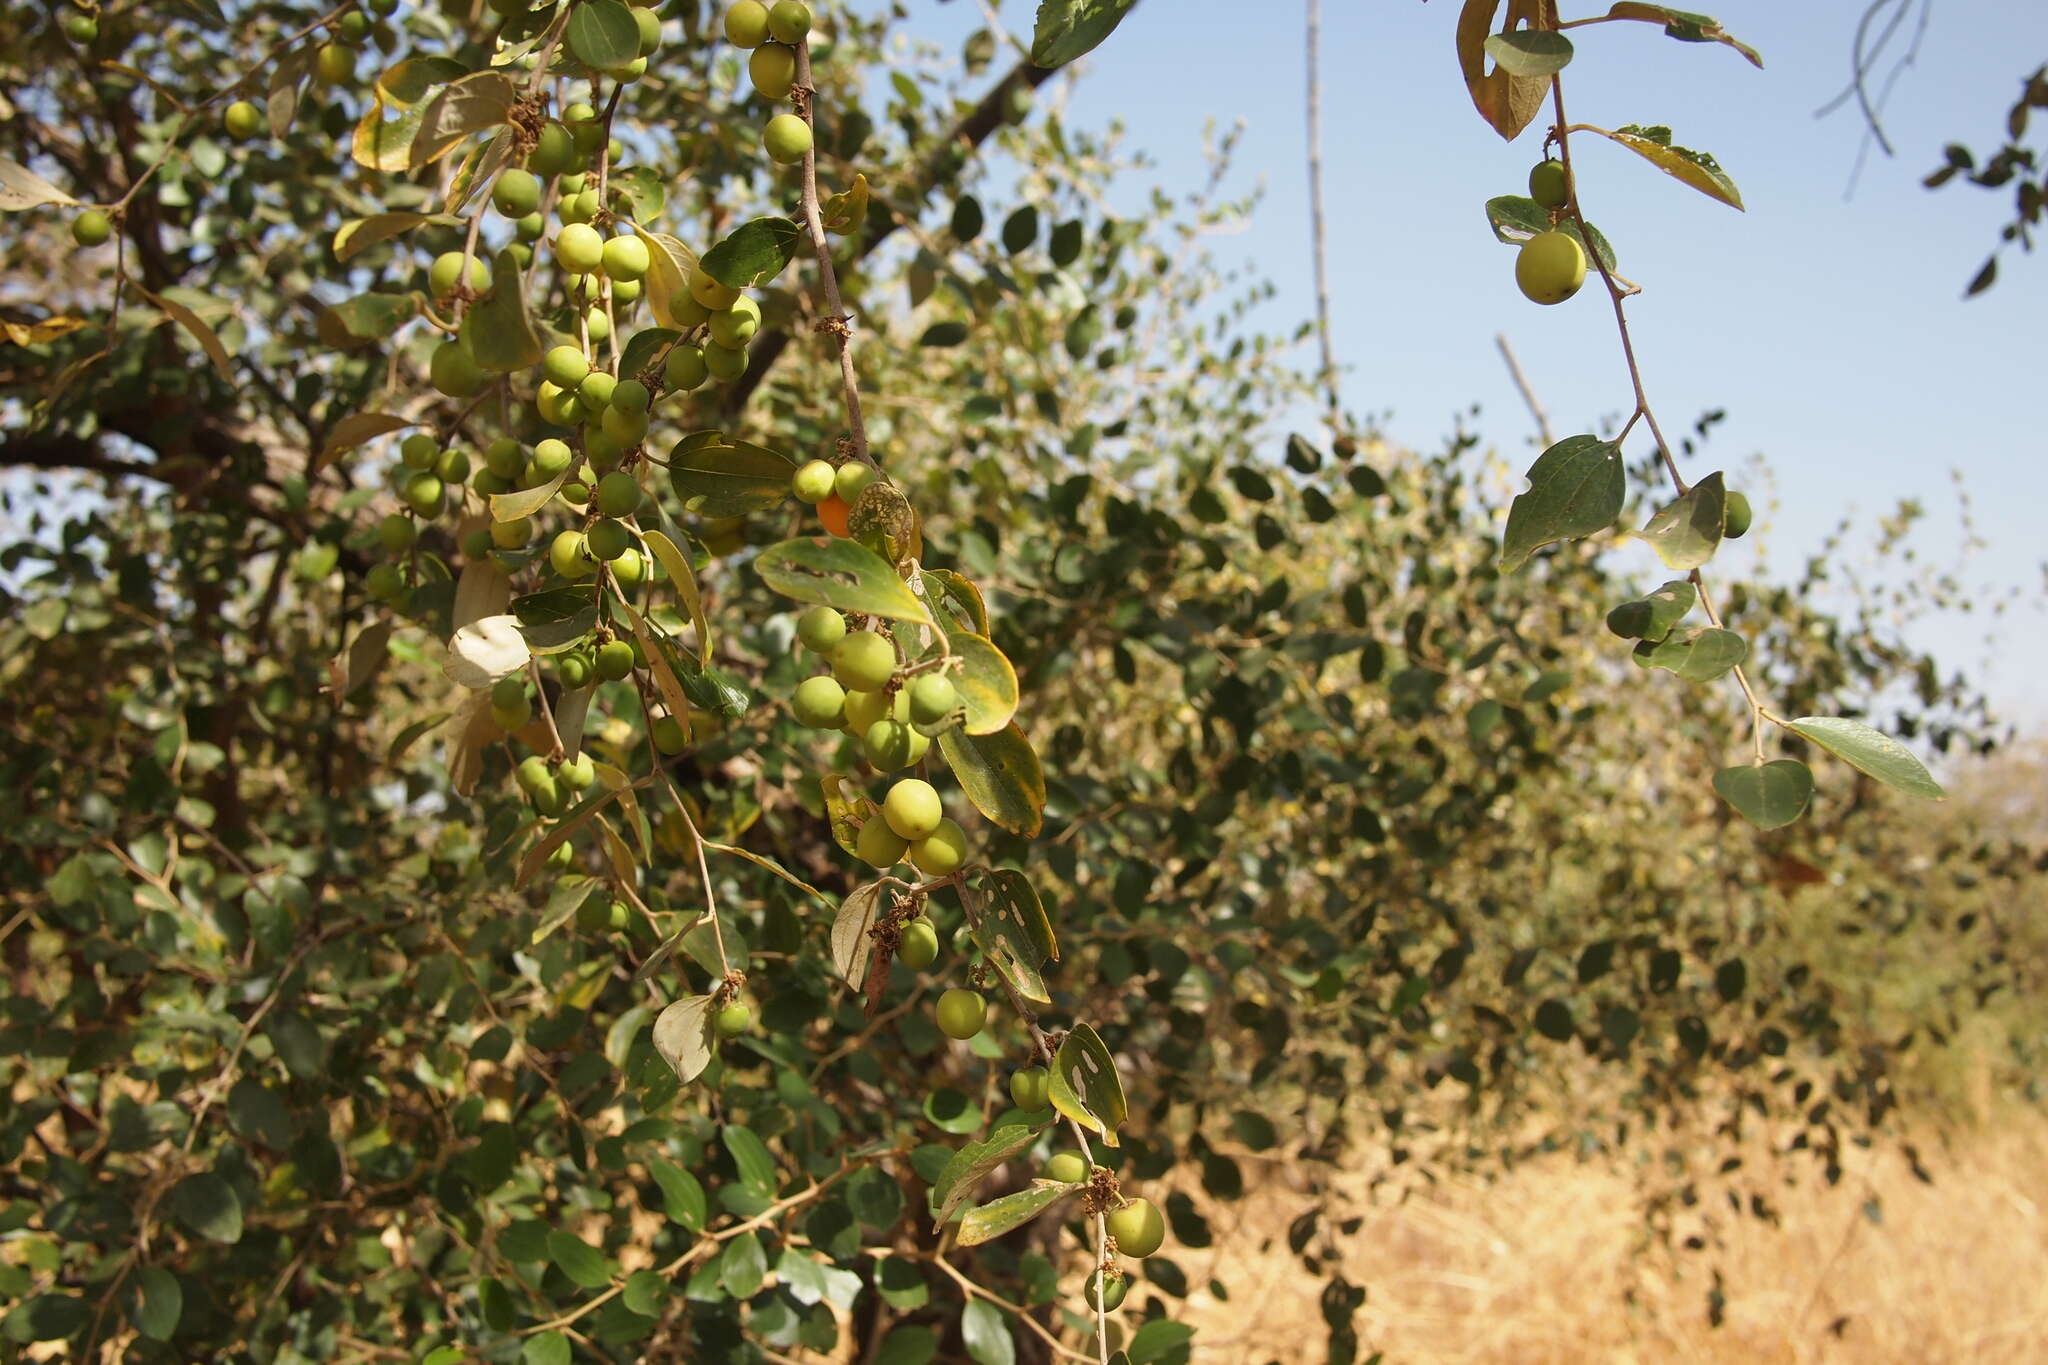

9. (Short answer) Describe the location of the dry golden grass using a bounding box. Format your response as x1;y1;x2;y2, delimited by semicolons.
1165;1107;2048;1364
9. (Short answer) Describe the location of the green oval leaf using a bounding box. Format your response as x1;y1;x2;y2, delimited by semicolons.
1029;0;1139;68
700;216;801;289
567;0;641;72
668;431;798;518
652;994;715;1083
1500;434;1624;571
169;1172;243;1244
1786;717;1946;800
938;722;1045;837
1605;579;1696;641
1639;470;1725;570
929;1123;1044;1228
1712;760;1814;829
1632;625;1747;681
958;1183;1075;1246
131;1265;183;1341
755;537;937;628
547;1230;612;1289
1484;29;1574;77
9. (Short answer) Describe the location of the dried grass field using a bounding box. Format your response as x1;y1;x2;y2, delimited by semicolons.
1166;1107;2048;1364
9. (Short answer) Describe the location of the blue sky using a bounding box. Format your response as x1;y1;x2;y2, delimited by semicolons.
884;1;2047;733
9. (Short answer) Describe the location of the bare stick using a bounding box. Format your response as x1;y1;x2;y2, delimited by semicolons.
1305;0;1341;427
1495;333;1554;448
792;42;873;467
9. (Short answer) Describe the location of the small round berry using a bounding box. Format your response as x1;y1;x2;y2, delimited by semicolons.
763;113;813;164
71;209;111;248
935;988;987;1040
1042;1151;1088;1184
795;606;846;654
791;675;848;729
595;471;642;517
883;778;942;840
550;529;595;579
602;233;651;282
586;517;633;561
896;917;939;970
724;0;770;47
555;222;605;273
429;251;490;297
715;1002;752;1037
766;1;811;44
855;817;909;870
595;639;636;681
1107;1198;1166;1258
223;100;264;142
834;462;876;504
431;341;485;398
652;715;688;753
909;817;967;876
1529;158;1571;210
831;631;895;692
664;345;709;392
749;43;796;99
791;459;837;505
908;675;957;727
493;168;541;218
687;267;740;311
1515;229;1587;306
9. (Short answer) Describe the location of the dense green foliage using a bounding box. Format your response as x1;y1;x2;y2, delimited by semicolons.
2;1;2041;1362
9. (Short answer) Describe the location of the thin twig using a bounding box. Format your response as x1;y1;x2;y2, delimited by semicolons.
1495;333;1554;448
791;41;873;468
1304;0;1341;427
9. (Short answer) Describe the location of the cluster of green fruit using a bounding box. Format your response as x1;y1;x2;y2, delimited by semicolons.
721;1;817;165
787;605;969;875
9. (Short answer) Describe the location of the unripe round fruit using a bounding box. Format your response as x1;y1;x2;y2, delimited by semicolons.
377;513;416;552
584;306;611;342
71;210;111;248
863;718;928;772
436;447;470;483
531;438;574;479
767;0;811;44
485;438;524;478
763;113;812;164
703;342;747;381
425;252;485;300
578;370;617;408
834;462;876;504
595;639;636;681
855;817;909;870
491;675;526;710
559;652;593;687
791;675;848;728
935;988;987;1041
664;345;708;392
530;771;564;816
460;527;495;558
688;268;741;311
652;715;688;753
61;11;96;43
715;1002;752;1037
613;277;643;304
560;171;588;195
430;341;485;397
402;473;445;517
473;472;512;497
831;631;895;692
595;471;642;517
402;432;439;466
314;43;354;85
337;11;371;43
493;168;541;218
749;43;797;100
709;296;762;349
897;917;938;969
528;123;575;176
366;560;405;601
909;818;967;876
491;516;533;549
559;753;596;790
883;778;942;840
549;840;577;869
555;222;605;273
612;547;645;587
583;429;623;471
550;529;594;578
842;688;893;734
1515;230;1587;306
555;191;593;226
1107;1197;1165;1258
1723;490;1752;539
796;606;846;654
611;378;651;415
724;0;770;47
792;459;836;505
1009;1067;1050;1111
1085;1270;1128;1313
602;234;651;282
224;100;264;141
1529;157;1571;209
1042;1151;1088;1184
516;755;552;796
601;404;648;447
908;674;957;727
586;517;632;561
671;293;712;327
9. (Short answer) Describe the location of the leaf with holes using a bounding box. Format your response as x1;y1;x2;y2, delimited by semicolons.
1713;760;1813;830
1639;470;1725;570
1584;123;1744;209
1787;718;1946;800
652;994;715;1083
756;537;936;628
939;723;1045;837
1600;4;1762;66
960;869;1057;1005
700;216;801;288
1046;1022;1126;1146
1500;435;1624;571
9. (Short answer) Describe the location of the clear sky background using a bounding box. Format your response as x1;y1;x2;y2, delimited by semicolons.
879;0;2047;736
